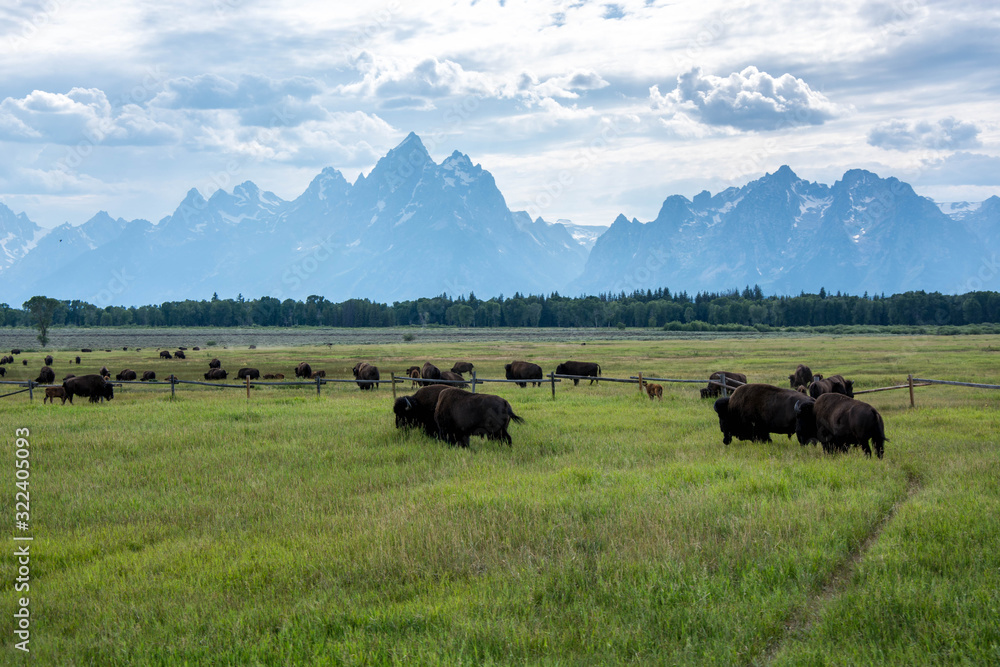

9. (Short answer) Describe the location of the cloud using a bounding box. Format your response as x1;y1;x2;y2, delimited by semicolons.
339;55;495;103
867;117;982;151
0;88;179;145
650;66;845;132
915;152;1000;186
515;70;610;103
152;74;322;110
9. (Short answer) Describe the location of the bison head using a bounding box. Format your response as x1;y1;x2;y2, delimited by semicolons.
793;400;817;445
713;397;732;445
393;396;416;428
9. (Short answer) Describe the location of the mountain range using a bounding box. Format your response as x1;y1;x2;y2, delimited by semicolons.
2;132;998;307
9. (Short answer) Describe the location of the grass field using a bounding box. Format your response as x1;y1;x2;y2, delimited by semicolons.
1;333;999;665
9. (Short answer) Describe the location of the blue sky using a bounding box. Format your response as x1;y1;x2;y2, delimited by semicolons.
1;0;997;228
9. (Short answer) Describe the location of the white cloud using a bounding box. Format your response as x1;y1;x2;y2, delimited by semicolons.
650;66;845;132
868;117;982;151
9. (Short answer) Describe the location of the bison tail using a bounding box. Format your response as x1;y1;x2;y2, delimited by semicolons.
508;407;525;424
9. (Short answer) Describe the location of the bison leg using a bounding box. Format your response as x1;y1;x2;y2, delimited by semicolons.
572;378;580;386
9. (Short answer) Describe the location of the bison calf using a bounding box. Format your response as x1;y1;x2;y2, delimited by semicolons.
643;382;663;400
434;388;524;448
44;387;67;404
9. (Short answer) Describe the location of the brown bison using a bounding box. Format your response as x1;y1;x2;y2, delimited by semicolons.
159;350;172;359
204;368;228;380
75;356;81;364
352;362;380;390
450;361;475;375
62;373;76;381
310;370;326;379
795;393;886;458
35;366;55;384
141;371;156;381
393;384;454;436
0;367;5;377
99;366;111;379
273;373;284;380
700;371;748;399
44;355;53;366
788;364;814;389
808;374;855;399
434;388;525;447
714;383;815;446
63;374;113;404
504;361;543;388
80;348;92;353
174;350;186;359
438;371;469;388
421;362;442;380
407;366;422;388
555;360;601;385
208;358;222;369
643;381;663;400
115;369;137;381
44;386;67;404
236;368;260;380
295;362;312;379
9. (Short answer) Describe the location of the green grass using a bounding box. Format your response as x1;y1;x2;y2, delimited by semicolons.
1;335;999;664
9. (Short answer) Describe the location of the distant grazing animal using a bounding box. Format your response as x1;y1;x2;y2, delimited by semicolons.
123;347;128;351
394;384;454;436
439;371;468;388
450;362;475;375
352;362;380;390
44;355;53;366
173;350;185;359
407;366;421;388
434;388;524;448
163;374;178;382
208;358;222;369
795;393;886;458
421;362;442;380
193;347;200;351
273;373;284;380
75;356;81;364
80;348;92;353
0;367;5;377
263;374;276;379
504;361;543;388
236;368;260;380
63;374;113;404
100;366;111;379
700;371;748;399
809;374;854;399
62;374;76;381
116;369;137;381
159;350;172;359
141;371;156;381
11;349;21;354
310;369;326;378
105;349;111;353
248;345;256;349
642;381;663;400
22;360;27;366
44;387;67;404
714;383;815;446
0;355;10;364
555;361;602;385
178;347;187;351
788;364;814;389
295;362;312;378
204;369;228;380
35;366;55;384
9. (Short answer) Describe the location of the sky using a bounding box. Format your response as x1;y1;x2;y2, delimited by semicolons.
1;0;998;229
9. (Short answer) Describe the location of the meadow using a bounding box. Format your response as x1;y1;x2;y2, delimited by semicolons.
1;332;998;665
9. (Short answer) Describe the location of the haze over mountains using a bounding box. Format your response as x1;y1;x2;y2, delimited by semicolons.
2;133;998;307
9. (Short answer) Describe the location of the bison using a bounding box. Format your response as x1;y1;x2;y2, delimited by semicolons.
295;362;312;379
208;358;222;369
63;374;113;404
75;356;81;364
714;383;815;446
450;362;475;375
62;373;76;381
115;369;137;381
44;355;53;366
434;388;525;448
795;393;886;458
700;371;748;399
159;350;172;359
788;364;814;389
421;362;442;380
204;368;228;380
808;374;854;399
555;360;602;385
44;387;67;404
504;361;543;388
0;367;5;377
310;369;327;379
174;350;186;359
643;381;663;400
99;365;111;379
141;371;156;381
407;366;422;388
393;384;454;436
80;348;92;353
439;371;469;388
236;368;260;380
35;366;55;384
352;362;380;390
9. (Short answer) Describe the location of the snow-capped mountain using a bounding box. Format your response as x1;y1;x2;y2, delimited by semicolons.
0;203;46;275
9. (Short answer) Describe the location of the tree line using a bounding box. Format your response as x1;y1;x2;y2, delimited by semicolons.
5;287;1000;331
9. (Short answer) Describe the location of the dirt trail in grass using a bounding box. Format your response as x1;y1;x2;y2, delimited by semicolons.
759;469;922;665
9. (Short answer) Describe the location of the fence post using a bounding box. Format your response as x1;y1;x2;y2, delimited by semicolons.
316;375;321;396
247;375;251;400
27;381;33;401
550;372;556;399
471;370;477;394
637;372;643;393
171;376;176;399
908;374;915;408
392;374;397;400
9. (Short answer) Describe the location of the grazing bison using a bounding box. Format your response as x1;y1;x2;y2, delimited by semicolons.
393;384;454;436
193;347;200;351
714;383;815;446
22;360;26;365
116;369;137;381
421;362;442;380
504;361;543;388
99;366;111;379
310;369;327;379
163;374;178;382
63;374;113;404
174;350;186;359
44;387;67;404
795;393;886;458
451;362;475;375
11;349;21;354
35;366;55;384
273;373;284;380
178;347;187;351
159;350;172;359
555;360;602;385
0;367;5;377
81;348;92;353
808;374;855;399
439;371;469;388
407;366;422;388
434;388;525;447
700;371;748;399
788;364;814;389
352;362;380;390
643;381;663;400
141;371;156;381
204;368;228;380
75;356;81;364
295;362;312;379
208;358;222;369
62;373;76;381
236;368;260;380
44;355;53;366
263;374;276;379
